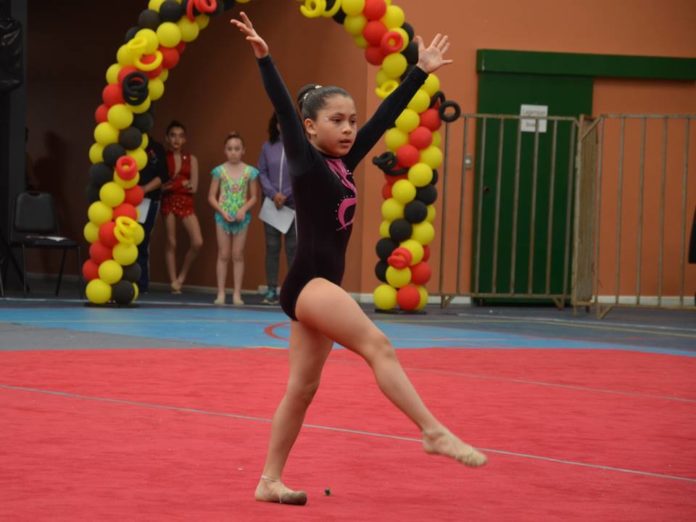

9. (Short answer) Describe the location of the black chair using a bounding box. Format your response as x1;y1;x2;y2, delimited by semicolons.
11;191;81;296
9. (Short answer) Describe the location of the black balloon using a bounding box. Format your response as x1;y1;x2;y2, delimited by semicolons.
439;100;462;122
86;182;100;204
132;112;155;133
415;185;437;205
89;162;114;186
376;237;398;261
404;200;428;223
389;219;412;242
159;1;184;22
119;126;143;150
431;169;439;185
103;143;127;167
375;260;388;283
112;280;135;305
138;9;160;29
401;22;415;42
122;263;142;283
125;26;140;43
401;41;419;65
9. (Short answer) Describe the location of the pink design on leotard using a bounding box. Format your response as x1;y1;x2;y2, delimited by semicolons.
325;158;357;231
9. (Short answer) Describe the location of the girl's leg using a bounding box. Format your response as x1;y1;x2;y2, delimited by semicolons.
178;213;203;286
215;225;231;303
230;227;248;304
295;278;486;467
256;320;333;504
163;213;180;292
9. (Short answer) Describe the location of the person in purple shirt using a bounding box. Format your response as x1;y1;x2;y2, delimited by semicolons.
258;113;297;304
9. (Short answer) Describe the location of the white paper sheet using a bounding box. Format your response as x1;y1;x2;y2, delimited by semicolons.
259;197;295;234
136;197;151;224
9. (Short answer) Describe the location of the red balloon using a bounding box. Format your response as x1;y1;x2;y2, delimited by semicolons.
380;30;404;55
364;45;385;66
117;65;139;84
397;284;420;311
396;144;420;168
98;221;119;248
362;21;388;47
388;247;412;269
409;126;433;150
382;182;392;199
113;203;138;221
422;245;431;262
102;84;124;107
95;104;109;123
420;108;442;131
90;241;113;264
385;174;407;186
410;262;432;285
116;155;138;180
159;46;180;69
176;42;187;54
364;0;387;20
124;185;144;206
82;259;100;281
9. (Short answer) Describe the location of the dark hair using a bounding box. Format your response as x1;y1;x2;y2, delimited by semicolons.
267;113;280;144
166;120;186;135
224;131;244;146
296;84;351;120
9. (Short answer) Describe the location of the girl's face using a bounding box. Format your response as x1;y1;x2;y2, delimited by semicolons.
166;127;186;151
304;94;357;157
224;137;245;164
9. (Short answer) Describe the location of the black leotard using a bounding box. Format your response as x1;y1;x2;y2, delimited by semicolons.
257;55;427;320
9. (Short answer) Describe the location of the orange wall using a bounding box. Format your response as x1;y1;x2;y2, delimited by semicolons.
26;0;696;297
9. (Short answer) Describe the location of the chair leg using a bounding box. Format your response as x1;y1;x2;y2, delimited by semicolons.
21;245;27;296
56;248;67;296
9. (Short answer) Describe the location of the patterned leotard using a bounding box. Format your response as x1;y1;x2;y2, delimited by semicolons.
257;55;427;320
211;163;259;234
161;151;195;218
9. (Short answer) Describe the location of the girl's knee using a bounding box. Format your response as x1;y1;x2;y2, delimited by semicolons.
192;237;203;251
232;251;244;263
287;380;320;406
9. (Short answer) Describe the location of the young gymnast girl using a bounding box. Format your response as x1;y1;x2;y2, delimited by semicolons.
231;12;486;506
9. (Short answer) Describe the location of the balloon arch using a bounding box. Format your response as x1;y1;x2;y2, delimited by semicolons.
83;0;450;311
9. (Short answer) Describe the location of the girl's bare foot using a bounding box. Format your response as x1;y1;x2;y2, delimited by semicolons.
213;295;225;305
423;428;487;467
171;279;183;294
233;294;244;305
255;475;307;505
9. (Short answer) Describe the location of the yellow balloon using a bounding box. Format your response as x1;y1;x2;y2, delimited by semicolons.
408;163;433;187
375;79;398;99
140;133;149;150
132;223;145;246
385;127;408;151
148;78;165;100
99;182;126;208
381;198;404;221
89;142;104;164
83;221;99;243
342;0;365;16
412;221;436;245
392;179;416;204
116;45;135;66
417;285;428;310
86;279;112;305
159;69;169;83
379;220;391;238
196;14;210;30
98;259;123;285
386;266;411;288
135;29;159;54
94;122;119;146
395;109;419;133
374;284;397;310
157;22;182;48
107;104;134;130
431;130;442;147
353;35;368;49
420;145;444;169
105;63;121;84
381;4;405;28
113;243;138;266
148;0;166;10
88;201;113;225
426;204;436;223
132;282;140;301
392;27;409;51
400;239;424;264
407;89;430;113
178;17;200;42
423;74;441;97
114;171;140;190
343;14;366;36
382;53;407;79
130;97;152;115
128;148;148;171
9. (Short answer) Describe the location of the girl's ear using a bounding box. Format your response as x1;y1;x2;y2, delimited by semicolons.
303;117;317;138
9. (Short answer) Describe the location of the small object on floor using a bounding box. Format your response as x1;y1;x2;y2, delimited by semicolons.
324;488;331;496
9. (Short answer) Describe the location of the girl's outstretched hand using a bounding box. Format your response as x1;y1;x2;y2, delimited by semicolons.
415;34;453;74
230;12;269;59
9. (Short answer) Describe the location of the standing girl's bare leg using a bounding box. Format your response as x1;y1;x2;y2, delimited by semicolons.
214;225;231;304
255;320;333;504
177;214;203;286
294;278;487;467
230;227;248;304
164;213;180;292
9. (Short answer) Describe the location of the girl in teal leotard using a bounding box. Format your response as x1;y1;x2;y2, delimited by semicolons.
208;131;259;305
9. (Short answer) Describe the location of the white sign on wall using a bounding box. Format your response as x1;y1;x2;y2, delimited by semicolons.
520;104;548;133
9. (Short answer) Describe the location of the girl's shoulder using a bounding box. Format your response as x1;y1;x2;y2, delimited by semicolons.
244;163;260;179
211;163;226;178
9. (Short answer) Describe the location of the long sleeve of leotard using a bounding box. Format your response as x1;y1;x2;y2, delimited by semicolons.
344;66;428;172
257;56;311;175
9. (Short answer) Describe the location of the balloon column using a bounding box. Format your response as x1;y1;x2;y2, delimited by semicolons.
299;0;450;312
83;0;239;305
